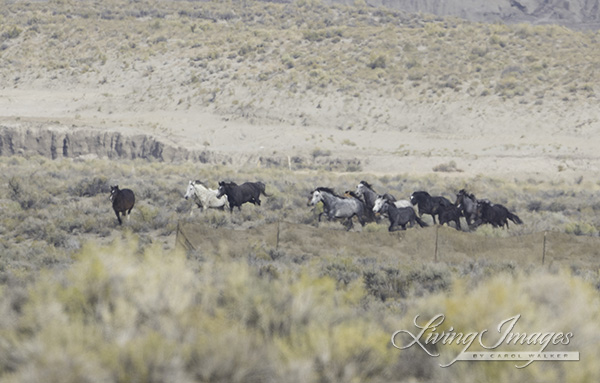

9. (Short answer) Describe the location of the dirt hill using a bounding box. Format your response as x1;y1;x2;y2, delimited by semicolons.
0;0;599;178
327;0;600;30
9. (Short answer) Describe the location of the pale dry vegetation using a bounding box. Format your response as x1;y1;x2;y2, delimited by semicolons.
0;0;598;128
1;0;600;381
0;155;598;381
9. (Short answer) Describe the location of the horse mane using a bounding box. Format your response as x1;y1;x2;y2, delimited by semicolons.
359;180;374;190
315;187;342;198
193;180;207;187
345;190;362;200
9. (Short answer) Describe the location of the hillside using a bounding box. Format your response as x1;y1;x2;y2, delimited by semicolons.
0;0;599;177
327;0;600;30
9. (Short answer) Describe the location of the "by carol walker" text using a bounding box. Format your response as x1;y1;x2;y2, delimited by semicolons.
391;314;579;368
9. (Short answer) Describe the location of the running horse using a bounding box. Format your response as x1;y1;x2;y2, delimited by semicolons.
110;185;135;225
308;187;367;230
216;181;270;213
184;180;228;215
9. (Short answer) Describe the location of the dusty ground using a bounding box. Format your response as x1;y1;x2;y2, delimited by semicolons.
0;1;598;183
1;84;599;182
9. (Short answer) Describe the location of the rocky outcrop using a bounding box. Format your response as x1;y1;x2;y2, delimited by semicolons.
0;125;362;171
0;125;197;162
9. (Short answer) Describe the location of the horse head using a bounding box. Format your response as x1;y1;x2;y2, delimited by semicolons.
216;181;229;198
184;180;195;199
373;195;387;213
308;189;322;206
110;185;120;202
410;191;431;205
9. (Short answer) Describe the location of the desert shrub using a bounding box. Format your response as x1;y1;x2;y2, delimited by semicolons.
367;55;386;69
69;176;109;197
364;267;409;301
565;221;598;236
432;160;462;173
321;257;362;286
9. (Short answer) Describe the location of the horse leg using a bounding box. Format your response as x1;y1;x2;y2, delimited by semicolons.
114;209;122;225
345;217;354;231
357;213;366;227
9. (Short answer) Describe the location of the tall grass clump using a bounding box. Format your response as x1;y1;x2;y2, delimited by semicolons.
394;270;600;382
0;236;402;382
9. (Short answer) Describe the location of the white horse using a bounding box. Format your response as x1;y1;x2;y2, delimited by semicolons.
373;195;413;217
184;180;228;216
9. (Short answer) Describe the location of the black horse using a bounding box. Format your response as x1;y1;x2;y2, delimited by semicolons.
410;191;453;224
216;181;270;213
110;185;135;225
438;205;462;231
476;200;523;229
373;199;427;232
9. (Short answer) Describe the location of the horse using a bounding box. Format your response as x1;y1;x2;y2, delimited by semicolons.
373;194;413;218
216;181;270;213
438;205;462;230
308;187;366;230
455;189;481;228
184;180;228;216
476;200;523;229
109;185;135;225
410;191;453;224
373;198;427;232
355;181;411;221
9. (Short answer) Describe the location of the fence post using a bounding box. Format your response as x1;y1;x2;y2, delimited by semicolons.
434;226;439;262
542;231;547;265
276;221;281;249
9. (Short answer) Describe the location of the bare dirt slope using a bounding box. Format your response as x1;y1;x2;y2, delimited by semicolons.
0;0;599;180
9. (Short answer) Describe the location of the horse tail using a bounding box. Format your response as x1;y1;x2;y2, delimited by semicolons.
415;216;428;228
507;212;523;225
257;182;272;197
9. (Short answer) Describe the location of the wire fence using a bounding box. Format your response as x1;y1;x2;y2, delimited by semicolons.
176;221;600;268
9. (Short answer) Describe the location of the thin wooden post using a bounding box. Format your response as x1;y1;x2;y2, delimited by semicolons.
434;226;439;262
542;231;547;265
276;221;281;249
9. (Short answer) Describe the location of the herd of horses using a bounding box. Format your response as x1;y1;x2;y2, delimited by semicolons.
308;181;522;232
106;179;521;232
110;179;522;231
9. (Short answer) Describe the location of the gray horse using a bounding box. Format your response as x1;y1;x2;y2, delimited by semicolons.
373;198;427;231
309;187;367;230
455;189;482;229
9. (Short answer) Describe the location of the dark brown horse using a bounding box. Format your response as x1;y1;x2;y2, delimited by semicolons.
110;185;135;225
216;181;270;212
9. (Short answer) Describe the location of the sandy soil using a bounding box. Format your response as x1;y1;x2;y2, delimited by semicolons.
1;84;599;181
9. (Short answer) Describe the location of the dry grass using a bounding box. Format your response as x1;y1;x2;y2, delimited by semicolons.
0;154;597;381
0;0;598;129
0;0;599;380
